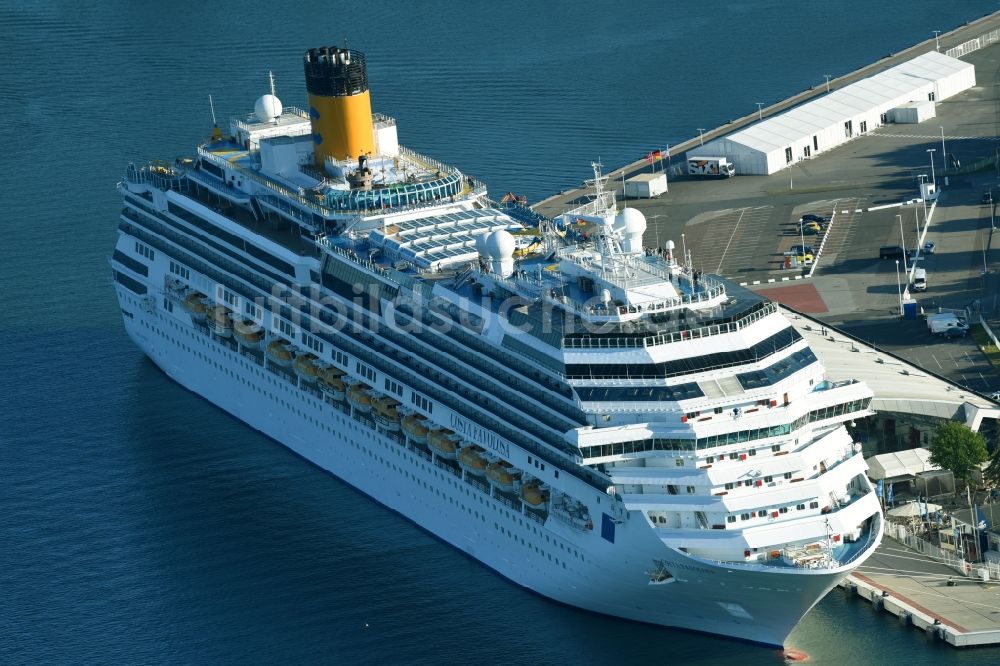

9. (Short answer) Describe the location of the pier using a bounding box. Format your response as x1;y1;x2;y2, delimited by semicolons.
842;534;1000;647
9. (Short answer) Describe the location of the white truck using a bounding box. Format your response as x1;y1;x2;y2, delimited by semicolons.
687;156;735;178
912;268;927;292
927;312;968;335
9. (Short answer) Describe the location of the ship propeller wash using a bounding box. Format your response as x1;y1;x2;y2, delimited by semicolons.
113;44;883;647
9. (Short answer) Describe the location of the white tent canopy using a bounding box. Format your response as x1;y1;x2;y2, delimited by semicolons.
866;448;940;481
887;500;942;517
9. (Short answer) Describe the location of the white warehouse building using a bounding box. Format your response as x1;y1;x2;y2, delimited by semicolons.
690;51;976;175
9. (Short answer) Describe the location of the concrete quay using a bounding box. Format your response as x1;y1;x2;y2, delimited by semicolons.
842;535;1000;647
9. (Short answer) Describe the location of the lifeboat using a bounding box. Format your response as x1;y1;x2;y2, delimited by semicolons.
427;429;459;460
233;319;264;349
521;480;550;509
372;396;401;430
317;365;346;400
346;383;373;413
458;445;488;476
401;413;429;444
265;338;293;366
293;353;320;382
485;460;521;492
182;292;208;321
209;305;233;337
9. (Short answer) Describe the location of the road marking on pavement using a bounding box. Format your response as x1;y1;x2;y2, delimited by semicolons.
715;208;746;273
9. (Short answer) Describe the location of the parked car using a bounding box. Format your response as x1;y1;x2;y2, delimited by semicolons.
799;221;822;234
801;213;828;224
923;241;936;254
942;326;968;339
879;245;905;260
983;191;993;204
790;244;814;255
786;252;814;265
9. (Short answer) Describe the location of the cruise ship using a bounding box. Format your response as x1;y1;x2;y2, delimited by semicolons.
112;45;884;647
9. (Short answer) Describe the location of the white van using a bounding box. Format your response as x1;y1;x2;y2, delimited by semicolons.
913;268;927;291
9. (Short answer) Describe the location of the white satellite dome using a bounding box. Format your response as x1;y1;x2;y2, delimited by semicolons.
614;207;647;235
485;229;516;260
254;94;283;123
474;232;490;256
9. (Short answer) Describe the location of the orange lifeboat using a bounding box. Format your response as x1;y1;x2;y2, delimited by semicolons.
265;338;293;366
401;413;429;444
346;383;373;413
293;353;320;382
317;365;347;400
233;319;264;349
458;445;488;476
427;429;459;460
486;461;521;492
182;292;208;321
372;396;401;430
521;480;549;509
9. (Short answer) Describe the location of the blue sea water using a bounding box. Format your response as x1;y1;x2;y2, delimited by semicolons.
3;2;1000;663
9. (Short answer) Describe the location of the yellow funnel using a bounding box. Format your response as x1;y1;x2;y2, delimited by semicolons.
304;46;375;166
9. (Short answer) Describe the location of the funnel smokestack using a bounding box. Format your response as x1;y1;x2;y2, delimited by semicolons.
303;46;375;166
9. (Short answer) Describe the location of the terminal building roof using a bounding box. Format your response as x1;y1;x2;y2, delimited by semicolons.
783;307;999;432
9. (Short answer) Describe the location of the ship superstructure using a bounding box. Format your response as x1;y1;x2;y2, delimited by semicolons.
112;45;883;647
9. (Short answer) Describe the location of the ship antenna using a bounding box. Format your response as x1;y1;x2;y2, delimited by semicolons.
269;70;276;98
208;94;222;141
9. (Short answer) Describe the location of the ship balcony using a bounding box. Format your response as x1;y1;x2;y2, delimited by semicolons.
655;492;882;570
671;506;883;573
618;448;868;515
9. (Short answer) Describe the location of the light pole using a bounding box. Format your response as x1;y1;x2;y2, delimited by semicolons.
990;188;996;231
914;205;922;253
824;74;832;93
927;148;936;187
898;214;908;274
681;233;687;269
799;216;806;267
756;102;764;121
895;259;903;316
917;174;929;227
933;30;941;52
697;128;705;146
940;126;947;167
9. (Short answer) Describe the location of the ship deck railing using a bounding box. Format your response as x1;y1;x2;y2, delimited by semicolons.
563;301;778;349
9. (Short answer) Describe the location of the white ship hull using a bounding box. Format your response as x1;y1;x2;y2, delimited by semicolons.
117;289;881;647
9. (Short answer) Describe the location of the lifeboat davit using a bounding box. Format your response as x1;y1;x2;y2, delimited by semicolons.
317;365;346;400
521;480;550;509
182;292;208;321
401;413;429;444
458;445;488;476
209;305;233;337
427;429;459;460
372;396;401;430
293;353;320;382
265;338;293;366
346;383;373;413
486;460;521;492
233;319;264;349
